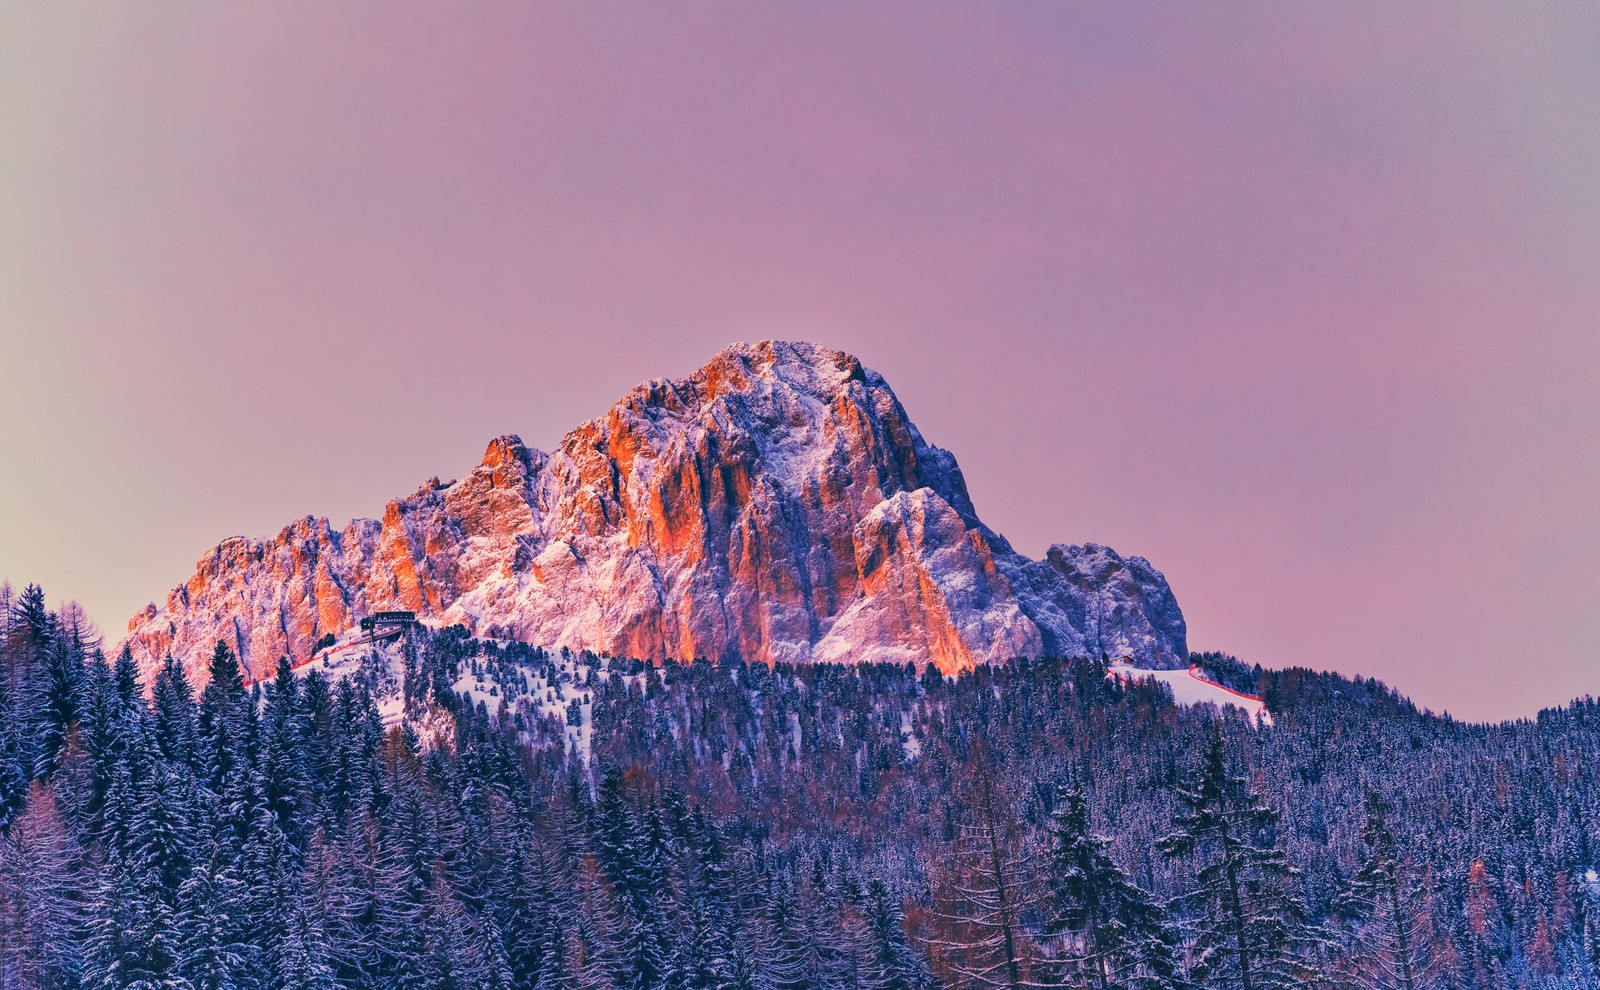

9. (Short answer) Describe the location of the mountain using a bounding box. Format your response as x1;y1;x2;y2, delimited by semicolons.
121;341;1186;684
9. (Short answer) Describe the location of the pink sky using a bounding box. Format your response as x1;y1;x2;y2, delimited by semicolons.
2;3;1596;719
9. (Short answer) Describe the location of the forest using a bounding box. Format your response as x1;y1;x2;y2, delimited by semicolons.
1;579;1597;989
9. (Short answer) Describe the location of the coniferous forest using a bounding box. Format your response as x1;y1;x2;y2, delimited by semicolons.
2;580;1598;989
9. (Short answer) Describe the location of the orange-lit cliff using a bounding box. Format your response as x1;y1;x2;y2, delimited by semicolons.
122;341;1186;685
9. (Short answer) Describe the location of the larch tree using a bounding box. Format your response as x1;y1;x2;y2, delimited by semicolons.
929;760;1041;990
1336;789;1440;990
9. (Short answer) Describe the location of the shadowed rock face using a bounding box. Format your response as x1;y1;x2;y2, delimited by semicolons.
122;341;1187;685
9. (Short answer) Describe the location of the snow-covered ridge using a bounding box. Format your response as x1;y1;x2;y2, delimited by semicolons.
123;340;1187;687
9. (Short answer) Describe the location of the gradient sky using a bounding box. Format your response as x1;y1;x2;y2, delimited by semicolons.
2;3;1596;720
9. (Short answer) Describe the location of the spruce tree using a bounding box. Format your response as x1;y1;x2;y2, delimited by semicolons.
39;635;85;777
197;640;250;797
175;858;248;990
85;753;186;989
152;655;198;771
862;878;932;990
262;656;310;850
0;723;27;832
1158;727;1319;990
110;645;141;717
1042;786;1180;990
271;895;339;990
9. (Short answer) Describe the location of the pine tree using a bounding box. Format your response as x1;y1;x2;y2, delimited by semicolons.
759;873;826;990
197;640;250;797
84;754;187;989
1158;727;1319;990
228;795;297;986
152;656;199;771
1462;859;1506;989
419;858;513;990
862;878;932;990
678;820;743;990
11;584;53;654
136;757;198;915
533;919;579;990
110;645;142;717
589;768;676;989
271;894;339;990
0;722;27;832
262;656;311;850
371;805;428;988
304;819;380;984
175;858;248;990
38;634;85;777
9;584;55;779
1042;786;1180;990
573;854;628;990
82;859;178;990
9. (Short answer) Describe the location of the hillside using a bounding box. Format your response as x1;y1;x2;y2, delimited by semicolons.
5;588;1599;988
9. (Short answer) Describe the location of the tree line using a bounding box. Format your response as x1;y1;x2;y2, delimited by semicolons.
1;580;1598;988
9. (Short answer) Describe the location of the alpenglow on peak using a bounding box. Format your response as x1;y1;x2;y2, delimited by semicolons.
123;340;1186;685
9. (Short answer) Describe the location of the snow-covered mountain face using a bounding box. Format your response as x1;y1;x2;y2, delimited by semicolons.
122;341;1186;686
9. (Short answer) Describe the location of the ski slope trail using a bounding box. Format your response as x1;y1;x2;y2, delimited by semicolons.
1108;661;1272;725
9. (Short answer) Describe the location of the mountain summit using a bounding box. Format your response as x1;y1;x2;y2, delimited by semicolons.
123;341;1186;683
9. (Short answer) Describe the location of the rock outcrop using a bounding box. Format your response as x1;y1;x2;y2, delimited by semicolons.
122;341;1186;684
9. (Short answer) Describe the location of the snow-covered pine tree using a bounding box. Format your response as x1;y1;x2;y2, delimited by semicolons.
1158;726;1322;990
758;872;827;990
573;854;629;990
85;750;189;989
590;768;679;990
0;719;27;833
677;817;742;990
174;856;248;990
532;917;579;990
197;640;251;798
419;858;513;990
152;655;199;771
109;643;142;717
303;820;380;984
5;585;55;781
271;890;339;990
39;632;85;778
262;655;312;850
862;877;932;990
370;800;428;988
1041;786;1180;990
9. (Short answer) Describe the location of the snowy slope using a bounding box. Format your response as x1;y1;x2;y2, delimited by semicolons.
1108;661;1272;726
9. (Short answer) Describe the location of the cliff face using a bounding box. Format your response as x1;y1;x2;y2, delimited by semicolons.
123;341;1187;684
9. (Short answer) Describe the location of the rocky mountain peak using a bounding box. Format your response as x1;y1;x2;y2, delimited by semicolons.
122;341;1186;686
